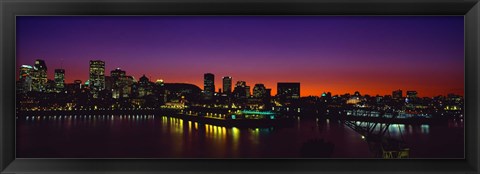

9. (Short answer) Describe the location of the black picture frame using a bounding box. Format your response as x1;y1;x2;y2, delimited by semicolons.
1;0;479;173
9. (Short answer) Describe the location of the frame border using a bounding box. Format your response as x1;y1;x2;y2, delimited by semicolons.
1;0;479;173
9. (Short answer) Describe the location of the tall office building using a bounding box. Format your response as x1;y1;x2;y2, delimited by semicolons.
19;65;33;92
277;82;300;99
19;65;33;81
110;68;127;99
392;89;403;99
54;69;65;92
89;60;105;97
138;74;152;97
31;59;48;92
222;76;232;94
204;73;215;100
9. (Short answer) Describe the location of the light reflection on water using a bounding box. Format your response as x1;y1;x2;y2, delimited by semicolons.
17;114;464;158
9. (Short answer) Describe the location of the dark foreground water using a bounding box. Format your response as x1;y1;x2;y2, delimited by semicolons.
16;114;464;158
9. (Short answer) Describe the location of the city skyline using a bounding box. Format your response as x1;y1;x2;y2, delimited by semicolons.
16;16;464;97
16;58;462;98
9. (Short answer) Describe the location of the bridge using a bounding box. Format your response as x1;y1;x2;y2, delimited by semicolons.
341;109;410;158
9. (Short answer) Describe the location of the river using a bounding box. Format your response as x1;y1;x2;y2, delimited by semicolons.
16;114;464;158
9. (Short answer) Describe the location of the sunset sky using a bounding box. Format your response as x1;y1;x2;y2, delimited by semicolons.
16;16;464;97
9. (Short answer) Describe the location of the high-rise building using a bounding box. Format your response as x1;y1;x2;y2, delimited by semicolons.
89;60;105;97
392;89;403;99
138;74;152;97
222;76;232;94
253;84;267;98
110;68;126;79
31;59;48;92
111;68;127;99
19;65;33;92
19;65;33;81
204;73;215;100
54;69;65;92
277;82;300;99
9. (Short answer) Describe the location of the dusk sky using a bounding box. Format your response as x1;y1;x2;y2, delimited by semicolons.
16;16;464;97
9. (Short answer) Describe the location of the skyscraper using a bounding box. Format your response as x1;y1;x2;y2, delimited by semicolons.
89;60;105;97
31;59;48;92
138;74;152;97
222;76;232;94
204;73;215;100
54;69;65;92
277;82;300;99
19;65;33;92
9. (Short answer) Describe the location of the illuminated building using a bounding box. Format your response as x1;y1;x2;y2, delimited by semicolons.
346;96;362;105
19;65;32;81
31;59;48;92
392;89;403;99
204;73;215;100
253;84;267;98
138;74;152;97
122;76;135;98
19;65;33;92
222;76;232;94
277;82;300;99
111;68;126;99
89;60;105;97
54;69;65;92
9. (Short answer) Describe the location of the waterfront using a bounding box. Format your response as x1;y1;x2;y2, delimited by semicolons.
16;114;464;158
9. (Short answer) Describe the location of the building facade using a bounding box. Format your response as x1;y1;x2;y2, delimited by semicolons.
31;59;48;92
54;69;65;92
222;76;232;94
204;73;215;100
89;60;105;97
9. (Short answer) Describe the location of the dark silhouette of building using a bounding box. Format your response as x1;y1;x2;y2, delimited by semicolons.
277;82;300;99
222;76;232;94
204;73;215;100
392;89;402;99
233;81;250;100
164;83;202;103
406;91;418;98
253;84;267;99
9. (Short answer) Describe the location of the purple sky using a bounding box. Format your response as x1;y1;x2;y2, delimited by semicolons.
16;16;464;97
